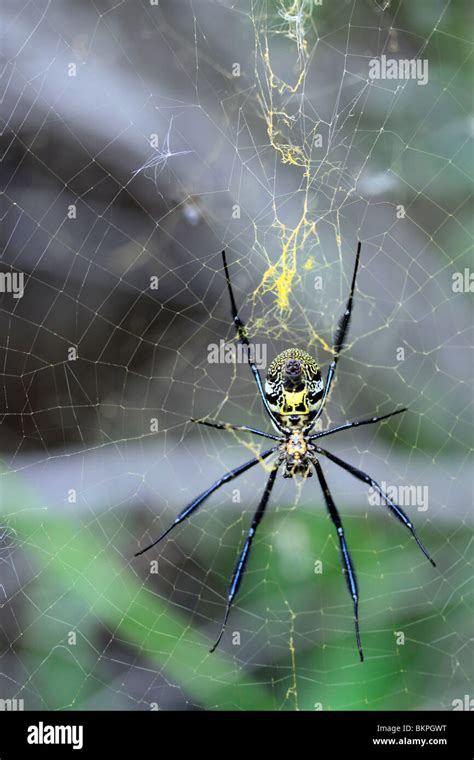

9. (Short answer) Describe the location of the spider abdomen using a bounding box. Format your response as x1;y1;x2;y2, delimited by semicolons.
265;347;324;428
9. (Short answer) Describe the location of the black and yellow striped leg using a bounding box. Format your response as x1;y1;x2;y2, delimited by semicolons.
190;417;282;442
310;407;407;442
316;446;436;567
221;251;283;431
314;460;364;662
312;241;362;425
210;465;279;652
135;446;277;557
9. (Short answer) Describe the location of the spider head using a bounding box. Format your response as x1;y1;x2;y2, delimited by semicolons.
264;348;324;427
284;358;303;382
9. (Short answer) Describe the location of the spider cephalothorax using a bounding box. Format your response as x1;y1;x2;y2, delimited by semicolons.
136;244;436;662
265;348;324;430
277;428;317;478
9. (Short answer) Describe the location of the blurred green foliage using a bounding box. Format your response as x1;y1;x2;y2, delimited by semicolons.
7;470;472;711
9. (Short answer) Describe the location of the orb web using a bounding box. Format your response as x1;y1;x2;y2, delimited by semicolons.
0;0;472;711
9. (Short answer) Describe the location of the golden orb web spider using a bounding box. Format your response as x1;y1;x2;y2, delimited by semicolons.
135;243;436;661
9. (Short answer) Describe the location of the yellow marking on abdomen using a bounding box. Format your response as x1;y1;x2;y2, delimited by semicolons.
280;389;308;415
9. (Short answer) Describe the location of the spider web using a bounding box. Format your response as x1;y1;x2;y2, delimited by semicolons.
0;0;472;711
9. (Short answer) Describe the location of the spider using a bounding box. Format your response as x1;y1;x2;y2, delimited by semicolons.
135;243;436;661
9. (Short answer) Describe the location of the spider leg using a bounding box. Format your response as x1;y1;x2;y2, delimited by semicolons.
309;407;407;442
135;446;278;557
315;445;436;567
313;460;364;662
312;241;362;426
210;464;279;653
190;417;282;441
221;251;283;432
